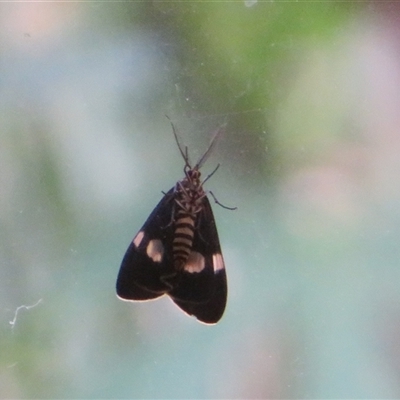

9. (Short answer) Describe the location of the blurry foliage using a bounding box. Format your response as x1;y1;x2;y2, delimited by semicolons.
122;2;361;180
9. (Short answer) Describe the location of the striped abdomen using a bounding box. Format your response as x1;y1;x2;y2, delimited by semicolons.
173;209;196;269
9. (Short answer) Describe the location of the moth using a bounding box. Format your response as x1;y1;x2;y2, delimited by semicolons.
116;121;234;324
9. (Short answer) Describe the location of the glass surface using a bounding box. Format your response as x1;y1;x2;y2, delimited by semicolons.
1;2;399;398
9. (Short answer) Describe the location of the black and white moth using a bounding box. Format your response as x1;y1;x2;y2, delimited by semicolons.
116;122;234;324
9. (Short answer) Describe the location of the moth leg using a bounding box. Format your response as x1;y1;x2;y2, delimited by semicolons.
209;190;237;211
162;203;177;229
158;191;177;229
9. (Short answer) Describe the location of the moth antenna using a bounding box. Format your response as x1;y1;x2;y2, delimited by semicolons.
184;145;189;163
166;116;191;168
195;123;226;169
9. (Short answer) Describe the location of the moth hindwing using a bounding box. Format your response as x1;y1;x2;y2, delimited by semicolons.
116;123;232;324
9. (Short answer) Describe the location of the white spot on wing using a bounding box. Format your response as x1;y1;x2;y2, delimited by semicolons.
212;253;224;272
133;231;145;248
147;239;164;263
184;251;205;273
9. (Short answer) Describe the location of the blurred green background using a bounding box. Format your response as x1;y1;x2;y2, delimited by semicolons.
1;1;400;398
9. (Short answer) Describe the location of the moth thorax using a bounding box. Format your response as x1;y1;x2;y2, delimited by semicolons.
172;209;196;270
176;175;205;212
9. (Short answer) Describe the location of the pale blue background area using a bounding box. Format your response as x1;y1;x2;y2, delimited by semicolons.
1;2;400;398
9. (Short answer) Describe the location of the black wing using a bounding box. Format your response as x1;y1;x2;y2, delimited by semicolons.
116;189;176;301
169;196;228;324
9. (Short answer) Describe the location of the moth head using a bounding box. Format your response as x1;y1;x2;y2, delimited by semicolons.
181;167;203;193
185;167;200;180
